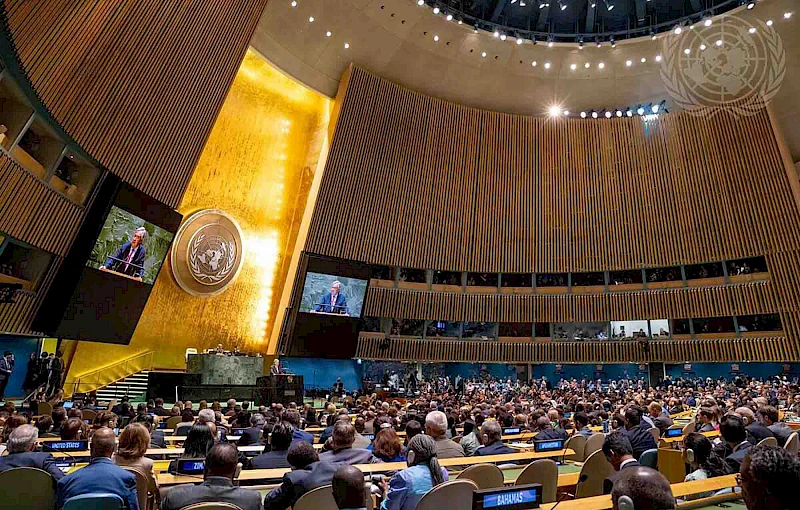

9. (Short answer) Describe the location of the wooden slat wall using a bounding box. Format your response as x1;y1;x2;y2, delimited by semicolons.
0;154;82;256
355;334;792;363
1;0;269;208
364;281;776;322
307;67;800;273
0;256;61;335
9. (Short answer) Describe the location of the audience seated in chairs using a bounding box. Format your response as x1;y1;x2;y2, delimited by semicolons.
474;421;513;456
284;409;313;444
113;423;159;498
368;427;406;462
718;414;753;473
533;416;567;441
647;403;673;435
459;420;481;456
264;441;339;510
57;427;139;510
610;466;676;510
238;413;265;446
61;417;89;441
739;445;800;510
174;409;196;436
319;420;376;465
622;407;657;460
133;413;166;448
735;406;775;446
758;405;793;447
167;422;216;474
680;432;731;499
425;411;463;459
251;421;293;469
0;424;64;481
333;465;368;510
159;443;262;510
380;434;449;510
602;432;639;495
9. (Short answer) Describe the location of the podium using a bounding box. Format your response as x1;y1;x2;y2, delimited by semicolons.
256;375;304;406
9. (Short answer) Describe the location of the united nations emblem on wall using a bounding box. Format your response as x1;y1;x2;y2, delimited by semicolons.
171;209;245;297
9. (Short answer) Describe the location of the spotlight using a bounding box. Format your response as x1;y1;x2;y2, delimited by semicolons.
746;1;755;10
500;34;507;41
417;0;424;5
446;14;453;21
308;16;314;22
749;27;757;34
549;105;563;117
785;12;793;19
596;39;602;48
604;0;614;11
579;39;584;49
766;19;773;26
704;18;713;27
570;63;577;70
458;19;462;24
626;109;633;117
584;62;590;68
616;110;623;117
344;42;350;49
626;60;632;67
641;57;646;63
532;61;538;66
563;110;570;116
684;48;691;55
326;30;332;37
655;55;662;62
581;111;587;118
544;61;551;69
548;37;554;47
558;0;567;10
591;2;596;7
517;37;524;45
605;111;612;118
610;37;616;48
598;62;605;69
637;106;645;115
291;0;297;6
700;44;707;50
650;32;656;40
433;6;440;14
433;35;439;41
481;51;487;57
652;103;660;113
539;2;547;8
494;30;500;38
592;111;599;118
715;39;723;46
673;26;682;35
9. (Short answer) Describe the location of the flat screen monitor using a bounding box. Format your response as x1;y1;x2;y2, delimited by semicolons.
299;272;368;317
664;428;683;438
177;459;206;475
473;484;541;510
43;440;88;452
533;439;564;452
62;401;74;409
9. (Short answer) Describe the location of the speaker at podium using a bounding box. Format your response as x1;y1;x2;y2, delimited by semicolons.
256;374;304;406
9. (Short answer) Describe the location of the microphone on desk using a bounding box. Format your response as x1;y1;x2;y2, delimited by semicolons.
549;474;587;510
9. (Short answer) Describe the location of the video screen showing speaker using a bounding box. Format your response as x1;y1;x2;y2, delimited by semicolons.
34;178;182;344
299;272;367;317
87;206;174;285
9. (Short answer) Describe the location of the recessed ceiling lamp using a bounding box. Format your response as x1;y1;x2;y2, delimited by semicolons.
641;57;646;63
548;37;554;47
563;110;570;116
544;61;552;68
616;110;623;117
766;19;773;26
446;14;453;21
637;106;645;115
494;30;500;38
604;0;614;11
704;18;713;27
417;0;424;5
558;0;567;11
673;25;682;34
500;34;507;40
344;42;350;49
626;60;632;67
598;62;605;69
517;37;524;45
591;111;599;118
584;62;590;68
785;12;793;19
326;30;332;37
581;111;587;118
433;6;440;14
746;1;755;10
570;63;577;70
308;16;314;22
291;0;297;6
655;54;662;62
549;105;563;117
605;111;612;118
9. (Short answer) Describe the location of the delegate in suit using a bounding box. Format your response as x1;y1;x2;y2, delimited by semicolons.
0;425;64;482
314;280;348;314
102;227;147;279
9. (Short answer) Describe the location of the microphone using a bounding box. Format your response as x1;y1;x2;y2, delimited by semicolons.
550;474;587;510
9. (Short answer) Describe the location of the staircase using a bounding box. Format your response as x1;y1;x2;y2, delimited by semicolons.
94;370;150;402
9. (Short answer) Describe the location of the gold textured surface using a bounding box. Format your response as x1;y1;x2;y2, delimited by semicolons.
65;50;331;381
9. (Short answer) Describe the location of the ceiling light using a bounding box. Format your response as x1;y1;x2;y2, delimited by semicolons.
517;38;524;45
570;63;577;70
716;39;723;46
766;19;773;26
596;40;602;47
548;37;554;47
539;2;547;8
308;16;314;22
558;0;567;11
434;35;439;41
626;60;632;67
749;27;757;34
563;110;570;116
616;110;623;117
652;103;660;113
746;1;755;10
674;26;682;35
704;19;713;27
689;25;695;30
650;32;656;40
637;106;645;115
700;44;706;50
579;40;584;49
785;12;793;19
458;20;463;24
581;111;587;118
584;62;590;68
544;61;551;69
605;111;612;118
482;51;487;57
446;14;453;21
417;0;424;5
626;109;633;117
344;42;350;49
684;48;691;55
326;31;332;37
549;105;562;117
655;55;662;62
592;111;599;118
494;30;500;38
532;61;538;66
605;0;614;11
591;2;596;7
500;34;507;41
641;57;646;63
610;37;616;48
598;62;605;69
433;6;440;14
291;0;297;6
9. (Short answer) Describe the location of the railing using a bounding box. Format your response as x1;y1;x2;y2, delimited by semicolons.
66;350;155;397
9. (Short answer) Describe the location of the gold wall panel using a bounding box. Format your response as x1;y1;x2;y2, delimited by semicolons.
65;50;331;382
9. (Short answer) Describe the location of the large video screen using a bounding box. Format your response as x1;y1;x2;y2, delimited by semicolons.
299;272;367;317
87;206;175;285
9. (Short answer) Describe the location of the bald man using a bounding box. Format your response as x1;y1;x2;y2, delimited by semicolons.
332;465;367;510
611;467;676;510
57;427;139;509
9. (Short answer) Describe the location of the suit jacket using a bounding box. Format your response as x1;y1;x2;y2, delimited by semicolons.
725;442;753;472
624;424;658;460
434;437;465;459
745;422;775;445
263;461;339;510
238;426;263;446
57;458;139;510
314;292;348;314
653;413;674;434
352;433;371;449
535;428;568;441
474;441;514;456
318;447;376;465
603;460;641;494
105;241;146;278
769;423;794;447
292;428;314;445
0;451;64;481
250;450;291;469
0;357;12;379
160;476;263;510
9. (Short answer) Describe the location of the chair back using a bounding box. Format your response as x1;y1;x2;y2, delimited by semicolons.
575;449;615;499
784;432;799;455
185;348;198;362
37;402;53;416
293;483;373;510
757;437;777;448
457;464;504;489
564;435;586;462
166;416;183;430
82;409;97;422
181;504;243;510
62;493;125;510
681;421;696;435
417;479;478;510
647;427;660;442
0;467;56;510
514;459;558;503
584;432;605;458
639;448;658;469
121;466;150;510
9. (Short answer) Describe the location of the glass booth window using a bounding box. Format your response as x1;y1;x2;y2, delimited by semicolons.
426;320;460;337
611;320;649;339
685;262;723;280
553;322;609;341
399;268;426;283
498;322;533;337
433;270;461;285
650;319;670;338
462;322;497;339
467;273;498;287
501;273;532;287
609;270;643;285
392;319;424;336
536;273;567;287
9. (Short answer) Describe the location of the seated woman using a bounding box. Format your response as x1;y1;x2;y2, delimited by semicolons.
61;417;90;440
681;432;731;500
174;409;196;436
114;423;159;500
380;434;449;510
369;428;406;462
133;413;166;448
167;422;216;474
92;411;118;433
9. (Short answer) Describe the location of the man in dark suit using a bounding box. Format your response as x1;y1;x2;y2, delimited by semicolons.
314;281;348;314
735;407;774;446
284;410;313;444
238;413;265;447
102;227;147;279
160;443;262;510
0;350;14;401
602;432;640;495
622;407;657;460
56;427;139;510
533;416;568;441
319;421;376;465
647;402;674;435
251;422;293;469
0;425;64;481
264;442;339;510
720;415;752;472
758;405;793;447
475;420;514;456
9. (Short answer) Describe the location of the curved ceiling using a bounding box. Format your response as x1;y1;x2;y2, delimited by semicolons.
251;0;800;159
